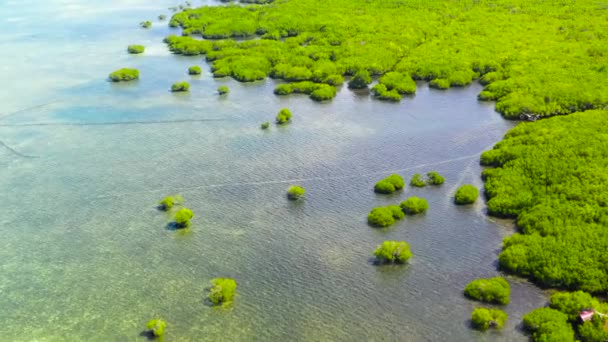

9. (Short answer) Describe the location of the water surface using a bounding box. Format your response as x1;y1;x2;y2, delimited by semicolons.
0;1;547;341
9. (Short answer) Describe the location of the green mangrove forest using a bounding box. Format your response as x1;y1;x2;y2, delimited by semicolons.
163;0;608;117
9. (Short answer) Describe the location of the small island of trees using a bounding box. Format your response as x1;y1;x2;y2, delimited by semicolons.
108;68;139;82
471;308;507;331
275;108;292;124
158;195;184;211
373;240;412;264
188;66;202;75
367;205;404;227
146;318;167;338
171;82;190;92
400;197;428;215
207;278;237;306
287;185;305;200
374;174;404;194
217;86;229;95
174;208;194;228
127;45;145;54
454;184;479;204
260;122;270;129
409;174;426;187
426;171;445;185
464;277;510;305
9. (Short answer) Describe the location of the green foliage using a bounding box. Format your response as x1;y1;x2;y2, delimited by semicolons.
470;308;508;331
367;206;404;228
108;68;139;82
159;195;183;211
578;315;608;342
146;319;167;337
165;1;608;116
217;86;229;95
409;174;426;187
159;14;167;21
374;174;404;194
348;70;372;89
208;278;237;305
260;122;270;129
454;184;478;204
482;111;608;292
287;185;305;200
127;45;145;54
171;81;190;92
426;171;445;185
140;21;152;29
522;308;574;342
373;240;412;264
464;277;510;305
549;291;599;322
273;82;337;101
371;84;401;101
174;208;194;228
275;108;292;124
400;197;428;215
188;66;202;75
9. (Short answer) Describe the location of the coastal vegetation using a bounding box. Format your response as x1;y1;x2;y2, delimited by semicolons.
146;319;167;337
464;277;510;305
260;122;270;129
470;308;507;331
426;171;445;185
373;241;412;264
140;21;152;29
481;110;608;292
165;0;608;117
367;205;404;228
409;174;425;187
207;278;237;305
522;308;574;342
287;185;305;200
158;195;183;211
159;14;167;21
127;45;145;54
217;86;229;95
108;68;139;82
188;66;202;75
400;197;428;215
374;174;404;194
273;82;337;101
174;208;194;228
275;108;292;124
454;184;478;205
171;82;190;92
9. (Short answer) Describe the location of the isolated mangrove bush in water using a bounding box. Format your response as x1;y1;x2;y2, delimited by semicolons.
188;65;202;75
108;68;139;82
367;205;404;228
464;277;510;305
426;171;445;185
217;86;229;95
373;240;412;264
140;20;152;29
127;45;145;54
260;121;270;129
481;110;608;292
275;108;292;124
286;185;305;200
171;82;190;92
274;82;337;101
470;308;507;331
454;184;478;204
374;174;404;194
207;278;237;305
146;319;167;337
400;197;428;215
174;208;194;228
158;195;184;211
164;0;608;117
409;173;426;187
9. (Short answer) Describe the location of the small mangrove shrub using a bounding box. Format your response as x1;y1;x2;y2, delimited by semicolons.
158;195;184;211
174;208;194;228
171;81;190;92
400;197;429;215
410;173;426;187
426;171;445;185
471;308;508;331
260;122;270;129
287;185;305;200
158;14;167;20
374;174;404;194
208;278;237;305
127;45;145;54
188;66;202;75
140;20;152;29
455;184;479;204
217;86;229;95
146;319;167;337
275;108;292;124
348;70;372;89
367;205;404;227
374;240;412;264
464;277;510;305
108;68;139;82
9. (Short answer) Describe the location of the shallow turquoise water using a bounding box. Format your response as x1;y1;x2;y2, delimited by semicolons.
0;1;548;341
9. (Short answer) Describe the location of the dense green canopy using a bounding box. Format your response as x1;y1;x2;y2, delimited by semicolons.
165;0;608;117
482;110;608;292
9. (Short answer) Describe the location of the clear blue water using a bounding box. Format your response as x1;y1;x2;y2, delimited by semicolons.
0;1;547;340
